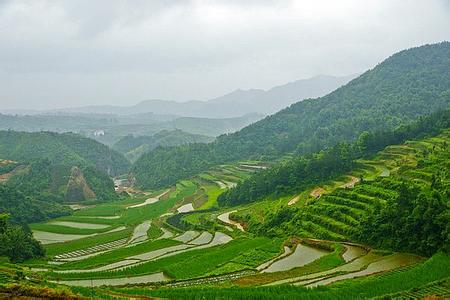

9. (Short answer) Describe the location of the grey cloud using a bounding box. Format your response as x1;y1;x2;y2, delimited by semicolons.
0;0;449;109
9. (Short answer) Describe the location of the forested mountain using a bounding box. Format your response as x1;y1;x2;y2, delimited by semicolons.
0;131;129;220
0;131;130;176
113;130;214;162
133;42;450;189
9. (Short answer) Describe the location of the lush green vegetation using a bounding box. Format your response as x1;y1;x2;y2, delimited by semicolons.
133;42;450;189
5;159;118;204
0;214;44;262
219;109;449;206
355;142;449;255
0;131;129;176
232;130;449;256
113;129;214;162
0;184;70;224
0;131;130;220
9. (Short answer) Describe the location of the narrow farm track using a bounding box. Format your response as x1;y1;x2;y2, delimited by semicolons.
217;211;245;231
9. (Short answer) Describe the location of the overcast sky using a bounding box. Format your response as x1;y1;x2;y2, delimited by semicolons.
0;0;449;110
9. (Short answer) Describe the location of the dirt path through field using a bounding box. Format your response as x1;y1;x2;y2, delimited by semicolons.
217;211;245;231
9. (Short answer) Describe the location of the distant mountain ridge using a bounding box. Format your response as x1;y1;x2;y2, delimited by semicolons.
48;75;356;118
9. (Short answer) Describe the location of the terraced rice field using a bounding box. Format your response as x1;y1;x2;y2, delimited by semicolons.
23;140;446;292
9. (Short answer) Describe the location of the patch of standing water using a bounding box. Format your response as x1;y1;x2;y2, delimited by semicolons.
155;232;233;260
342;244;367;262
263;244;329;273
54;272;168;287
177;203;194;213
33;231;91;245
189;232;213;245
80;216;121;220
48;221;110;229
128;220;151;244
173;231;200;243
131;232;232;263
305;253;421;287
217;211;244;231
32;226;126;245
129;244;194;261
57;232;234;274
157;227;174;240
270;251;385;286
55;259;141;273
257;246;292;271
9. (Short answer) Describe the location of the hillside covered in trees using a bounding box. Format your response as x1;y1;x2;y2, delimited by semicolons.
133;42;450;189
0;131;131;222
0;131;130;176
0;213;44;262
113;130;214;162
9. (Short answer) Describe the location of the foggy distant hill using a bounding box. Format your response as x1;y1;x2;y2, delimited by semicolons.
51;75;356;118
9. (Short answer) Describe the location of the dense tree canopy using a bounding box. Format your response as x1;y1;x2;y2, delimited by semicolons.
0;131;130;176
355;181;449;256
0;214;45;262
0;184;70;224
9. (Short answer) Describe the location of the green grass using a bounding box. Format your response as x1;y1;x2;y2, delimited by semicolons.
147;225;163;239
199;184;224;209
